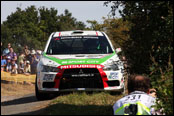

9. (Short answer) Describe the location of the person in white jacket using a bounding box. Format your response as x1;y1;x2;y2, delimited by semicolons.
113;74;158;115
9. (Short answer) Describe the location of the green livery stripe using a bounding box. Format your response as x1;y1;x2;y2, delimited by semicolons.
43;52;115;65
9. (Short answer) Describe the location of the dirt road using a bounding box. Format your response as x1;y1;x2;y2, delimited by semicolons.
1;82;54;115
1;93;53;115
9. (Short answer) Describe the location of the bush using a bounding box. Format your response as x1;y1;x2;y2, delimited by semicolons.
150;64;173;115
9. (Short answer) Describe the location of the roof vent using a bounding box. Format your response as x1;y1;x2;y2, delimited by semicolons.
71;30;84;34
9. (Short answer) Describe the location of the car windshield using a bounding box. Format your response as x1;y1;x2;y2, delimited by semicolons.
46;36;113;55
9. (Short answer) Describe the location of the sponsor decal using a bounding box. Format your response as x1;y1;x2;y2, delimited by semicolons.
96;31;98;36
61;60;99;64
72;74;95;77
43;52;115;65
43;74;55;81
109;72;119;79
59;64;103;69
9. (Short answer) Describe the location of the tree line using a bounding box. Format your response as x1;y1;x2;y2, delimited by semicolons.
1;6;86;53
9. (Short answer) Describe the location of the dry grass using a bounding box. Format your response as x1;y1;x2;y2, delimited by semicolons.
1;71;35;96
1;83;35;96
1;71;36;84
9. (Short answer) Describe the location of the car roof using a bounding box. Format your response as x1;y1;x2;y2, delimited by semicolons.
53;30;104;37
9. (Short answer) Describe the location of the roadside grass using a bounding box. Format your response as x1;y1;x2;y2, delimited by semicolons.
1;83;35;96
1;71;35;96
42;92;125;115
1;71;36;84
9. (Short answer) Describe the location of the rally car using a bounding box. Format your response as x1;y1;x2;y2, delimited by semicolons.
35;30;125;100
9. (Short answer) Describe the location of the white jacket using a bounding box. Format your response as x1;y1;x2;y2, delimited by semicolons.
113;91;156;115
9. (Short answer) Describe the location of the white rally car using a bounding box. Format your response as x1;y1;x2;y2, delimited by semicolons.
35;30;125;100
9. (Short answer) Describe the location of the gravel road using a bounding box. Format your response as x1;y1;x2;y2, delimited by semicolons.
1;93;52;115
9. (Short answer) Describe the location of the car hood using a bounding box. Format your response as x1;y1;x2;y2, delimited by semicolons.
41;52;119;66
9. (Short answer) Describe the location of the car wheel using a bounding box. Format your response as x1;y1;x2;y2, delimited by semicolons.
35;77;50;101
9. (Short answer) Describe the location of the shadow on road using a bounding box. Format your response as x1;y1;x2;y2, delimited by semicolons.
1;94;54;115
1;95;37;106
10;108;46;115
36;103;113;115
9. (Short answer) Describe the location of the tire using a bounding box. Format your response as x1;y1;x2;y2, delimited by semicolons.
110;86;126;95
35;77;51;101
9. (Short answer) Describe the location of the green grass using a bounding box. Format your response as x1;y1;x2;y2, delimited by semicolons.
42;92;124;115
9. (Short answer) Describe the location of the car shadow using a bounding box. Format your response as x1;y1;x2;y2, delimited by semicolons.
10;108;46;115
1;95;38;106
41;103;114;115
12;103;114;115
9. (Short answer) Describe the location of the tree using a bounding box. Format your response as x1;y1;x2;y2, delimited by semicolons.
104;1;173;74
87;17;130;49
1;6;86;53
104;1;173;114
58;9;86;31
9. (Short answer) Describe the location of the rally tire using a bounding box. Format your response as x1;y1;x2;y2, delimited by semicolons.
35;77;51;101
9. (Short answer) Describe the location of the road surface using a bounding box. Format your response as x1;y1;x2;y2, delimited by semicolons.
1;93;52;115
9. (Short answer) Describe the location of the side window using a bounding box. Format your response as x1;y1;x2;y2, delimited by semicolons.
100;36;113;53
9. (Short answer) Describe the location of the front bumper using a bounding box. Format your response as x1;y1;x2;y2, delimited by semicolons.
38;86;124;93
37;64;124;93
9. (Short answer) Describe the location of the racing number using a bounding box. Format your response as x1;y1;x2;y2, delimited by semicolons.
125;95;141;101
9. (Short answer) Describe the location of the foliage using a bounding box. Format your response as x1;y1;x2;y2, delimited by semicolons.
149;54;173;114
104;1;173;74
104;1;173;114
86;20;103;31
1;6;86;53
87;17;130;49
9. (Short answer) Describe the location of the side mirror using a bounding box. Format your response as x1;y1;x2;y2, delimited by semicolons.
116;48;122;53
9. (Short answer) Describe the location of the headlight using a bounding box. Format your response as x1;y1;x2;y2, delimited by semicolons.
103;62;119;71
41;65;59;72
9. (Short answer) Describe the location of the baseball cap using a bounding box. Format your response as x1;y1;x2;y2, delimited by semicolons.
7;56;11;60
26;61;30;64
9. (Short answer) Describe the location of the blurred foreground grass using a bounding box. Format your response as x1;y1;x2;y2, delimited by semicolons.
42;92;124;115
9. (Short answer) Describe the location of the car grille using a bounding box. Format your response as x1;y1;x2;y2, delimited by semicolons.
43;82;55;88
106;80;120;87
59;68;104;90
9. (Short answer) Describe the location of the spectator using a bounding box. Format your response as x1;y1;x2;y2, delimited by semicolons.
23;45;30;61
113;74;158;115
121;56;130;75
36;50;42;61
23;59;27;66
24;60;31;75
11;59;18;75
18;52;25;65
31;50;38;74
3;43;11;56
18;61;25;74
6;56;12;72
6;47;17;62
1;42;3;58
28;53;33;66
1;55;7;71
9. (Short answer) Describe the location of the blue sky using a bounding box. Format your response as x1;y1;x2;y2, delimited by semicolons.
1;1;121;27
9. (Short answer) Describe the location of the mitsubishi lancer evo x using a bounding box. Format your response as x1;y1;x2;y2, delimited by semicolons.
35;30;125;100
